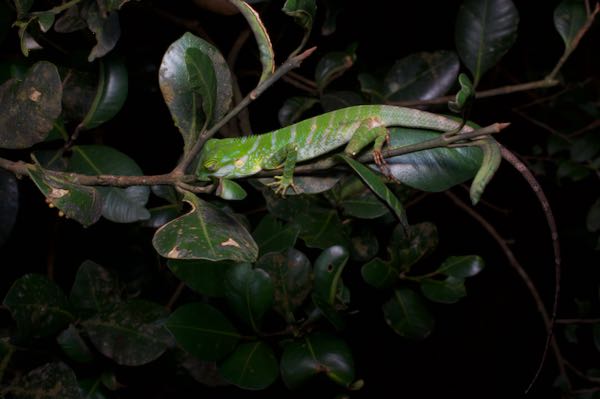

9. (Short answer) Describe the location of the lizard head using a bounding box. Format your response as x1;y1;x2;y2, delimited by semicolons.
195;139;236;181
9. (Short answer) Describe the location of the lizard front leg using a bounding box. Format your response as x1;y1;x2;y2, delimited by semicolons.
344;118;392;178
262;143;299;196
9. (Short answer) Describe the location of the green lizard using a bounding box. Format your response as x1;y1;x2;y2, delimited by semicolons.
195;104;473;194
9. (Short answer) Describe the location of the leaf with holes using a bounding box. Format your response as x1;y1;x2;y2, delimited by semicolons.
218;341;278;390
0;61;62;149
455;0;519;85
225;263;274;332
3;274;74;338
256;249;312;322
159;32;232;153
153;192;258;262
384;51;459;102
83;300;172;366
166;302;240;361
69;145;150;223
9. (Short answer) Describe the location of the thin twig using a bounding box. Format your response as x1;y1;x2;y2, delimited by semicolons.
565;359;600;385
513;108;572;142
556;318;600;324
166;282;186;311
444;190;571;392
281;74;319;95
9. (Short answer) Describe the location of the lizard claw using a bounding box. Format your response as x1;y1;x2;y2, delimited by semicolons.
373;150;399;183
267;176;299;197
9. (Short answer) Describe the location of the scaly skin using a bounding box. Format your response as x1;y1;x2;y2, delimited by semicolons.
195;105;469;193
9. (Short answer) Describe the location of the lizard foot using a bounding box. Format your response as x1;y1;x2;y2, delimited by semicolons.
267;176;300;197
373;150;399;183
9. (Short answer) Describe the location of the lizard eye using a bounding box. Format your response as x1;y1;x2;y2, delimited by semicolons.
203;158;218;171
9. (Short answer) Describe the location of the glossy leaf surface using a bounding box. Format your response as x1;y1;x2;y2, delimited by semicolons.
218;341;278;390
153;192;258;262
70;260;120;314
168;259;232;297
554;0;587;50
383;288;434;339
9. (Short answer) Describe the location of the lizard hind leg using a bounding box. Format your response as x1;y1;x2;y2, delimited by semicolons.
344;118;394;180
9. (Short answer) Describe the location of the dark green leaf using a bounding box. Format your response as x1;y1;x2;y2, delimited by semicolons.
454;0;519;85
79;378;109;399
151;185;179;204
320;90;363;112
218;341;278;390
358;73;384;101
185;47;217;126
83;2;121;62
153;192;258;262
168;259;232;297
281;333;355;389
313;246;349;305
337;178;390;219
421;276;467;304
83;300;172;366
384;51;459;102
0;61;62;149
10;362;82;399
395;222;438;269
69;145;150;223
28;166;103;227
166;303;240;361
282;0;316;31
252;214;300;256
361;258;398;289
3;274;73;338
383;288;434;339
256;249;312;322
586;199;600;232
159;32;232;153
350;229;379;262
384;127;483;192
229;0;274;84
225;263;274;331
79;59;128;130
437;255;485;278
557;159;590;181
143;204;180;228
34;12;55;32
278;96;319;127
57;325;94;363
314;46;356;91
54;5;87;33
571;133;600;163
70;260;120;314
216;178;247;200
0;169;18;247
338;154;408;228
554;0;587;50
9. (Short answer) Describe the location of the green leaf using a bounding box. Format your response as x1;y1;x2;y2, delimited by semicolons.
185;47;217;127
338;154;408;228
153;192;258;262
454;0;519;85
361;258;398;290
159;32;232;153
264;192;350;249
470;138;501;205
83;2;121;62
0;61;62;149
437;255;485;278
282;0;316;31
395;222;438;269
313;246;349;305
252;214;300;256
256;249;312;322
383;288;434;339
167;259;232;297
218;341;278;390
349;229;378;261
557;159;590;181
28;166;103;227
0;170;18;247
225;263;274;331
57;325;94;363
383;51;459;102
335;177;390;219
384;127;483;192
216;178;247;200
79;58;128;130
554;0;587;50
314;46;357;91
571;133;600;163
83;300;172;366
281;333;355;389
3;274;73;338
69;145;150;223
229;0;274;84
448;72;475;113
143;204;181;228
166;302;240;361
34;12;55;32
587;199;600;232
69;260;120;315
420;276;467;304
10;362;82;399
278;96;319;127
